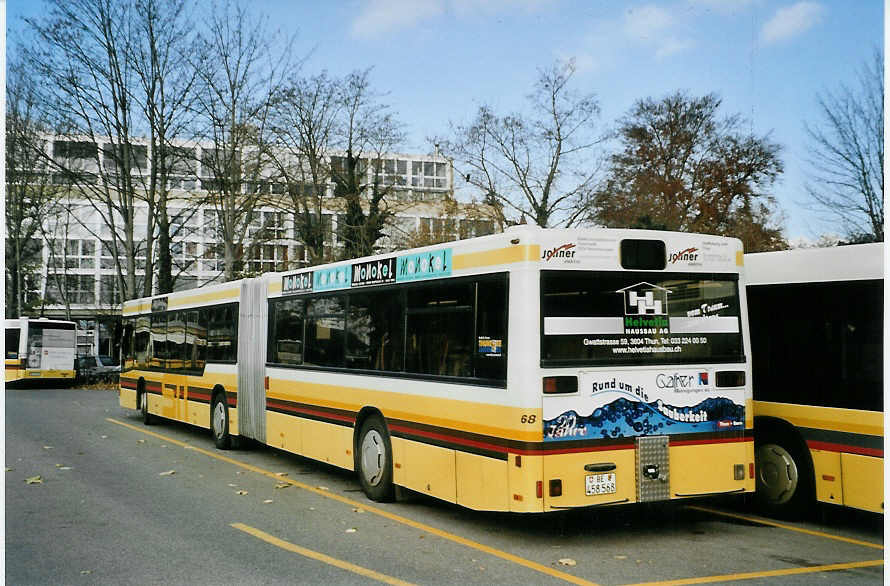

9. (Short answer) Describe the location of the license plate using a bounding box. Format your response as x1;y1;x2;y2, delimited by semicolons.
585;473;616;496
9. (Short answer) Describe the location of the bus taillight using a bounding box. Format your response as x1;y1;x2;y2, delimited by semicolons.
543;376;577;394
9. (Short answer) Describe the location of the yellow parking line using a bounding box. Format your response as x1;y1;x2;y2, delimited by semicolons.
687;505;884;550
107;418;598;586
231;522;415;586
625;558;884;585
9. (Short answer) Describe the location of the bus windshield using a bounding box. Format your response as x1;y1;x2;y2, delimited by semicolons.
542;270;744;366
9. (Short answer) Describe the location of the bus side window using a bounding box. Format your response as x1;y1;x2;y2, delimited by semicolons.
269;298;305;366
474;277;507;381
151;314;167;369
135;316;150;368
194;309;208;369
405;282;473;378
305;296;345;368
344;291;403;372
207;305;237;363
168;311;185;371
6;328;20;359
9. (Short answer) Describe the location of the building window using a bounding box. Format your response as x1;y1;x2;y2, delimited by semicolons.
100;275;121;305
46;274;96;305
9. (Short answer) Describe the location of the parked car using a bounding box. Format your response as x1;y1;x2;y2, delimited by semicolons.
76;354;120;383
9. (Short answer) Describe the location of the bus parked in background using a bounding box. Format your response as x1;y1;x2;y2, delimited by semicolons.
120;226;754;511
5;318;77;386
746;243;883;515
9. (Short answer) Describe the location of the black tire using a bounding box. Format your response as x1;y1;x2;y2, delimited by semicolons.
754;427;814;518
140;387;154;425
211;393;232;450
356;416;395;502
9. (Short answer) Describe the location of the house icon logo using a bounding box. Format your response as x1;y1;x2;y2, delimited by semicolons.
615;282;671;316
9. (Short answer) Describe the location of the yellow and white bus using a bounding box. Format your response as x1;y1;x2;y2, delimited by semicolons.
5;317;77;386
120;226;754;511
746;243;883;515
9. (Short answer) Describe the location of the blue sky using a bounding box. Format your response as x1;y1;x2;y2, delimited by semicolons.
7;0;884;240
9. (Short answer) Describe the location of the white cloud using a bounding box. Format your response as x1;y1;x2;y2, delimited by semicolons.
350;0;552;39
656;37;695;59
350;0;445;40
624;4;674;41
760;2;824;45
687;0;757;13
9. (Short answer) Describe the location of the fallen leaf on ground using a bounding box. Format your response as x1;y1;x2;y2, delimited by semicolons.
558;558;577;567
25;476;43;484
159;470;175;476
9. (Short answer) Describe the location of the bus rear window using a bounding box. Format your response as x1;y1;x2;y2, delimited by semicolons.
541;271;744;366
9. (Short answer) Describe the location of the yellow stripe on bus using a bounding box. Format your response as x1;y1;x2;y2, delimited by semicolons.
266;380;543;442
753;401;883;437
453;245;540;270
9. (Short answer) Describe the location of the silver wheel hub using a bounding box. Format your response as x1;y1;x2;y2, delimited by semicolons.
756;443;798;504
361;430;385;486
213;401;226;438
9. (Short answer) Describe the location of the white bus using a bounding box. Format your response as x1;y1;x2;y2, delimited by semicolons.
746;243;883;515
5;317;77;386
120;226;754;511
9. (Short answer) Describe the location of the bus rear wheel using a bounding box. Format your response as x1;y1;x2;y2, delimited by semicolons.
755;430;813;518
211;394;232;450
357;416;395;502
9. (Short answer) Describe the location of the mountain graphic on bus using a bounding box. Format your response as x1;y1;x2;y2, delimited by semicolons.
543;397;744;441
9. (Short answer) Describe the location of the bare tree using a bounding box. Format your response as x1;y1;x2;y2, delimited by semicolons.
440;59;601;227
269;71;341;265
806;50;884;242
26;0;153;300
129;0;203;293
5;53;62;317
590;91;786;252
331;69;406;260
192;0;295;281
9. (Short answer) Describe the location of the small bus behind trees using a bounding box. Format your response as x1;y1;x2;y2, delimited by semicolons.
746;243;883;515
120;226;754;511
5;317;77;386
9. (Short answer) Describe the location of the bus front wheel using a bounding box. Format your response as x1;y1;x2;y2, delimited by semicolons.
755;430;813;518
211;393;232;450
357;417;395;502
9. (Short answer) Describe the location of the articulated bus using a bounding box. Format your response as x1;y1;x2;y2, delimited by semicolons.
119;226;754;511
5;317;77;386
746;243;883;515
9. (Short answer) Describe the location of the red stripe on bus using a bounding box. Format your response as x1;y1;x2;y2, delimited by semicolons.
389;423;517;454
267;401;355;424
669;435;753;447
807;440;883;458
